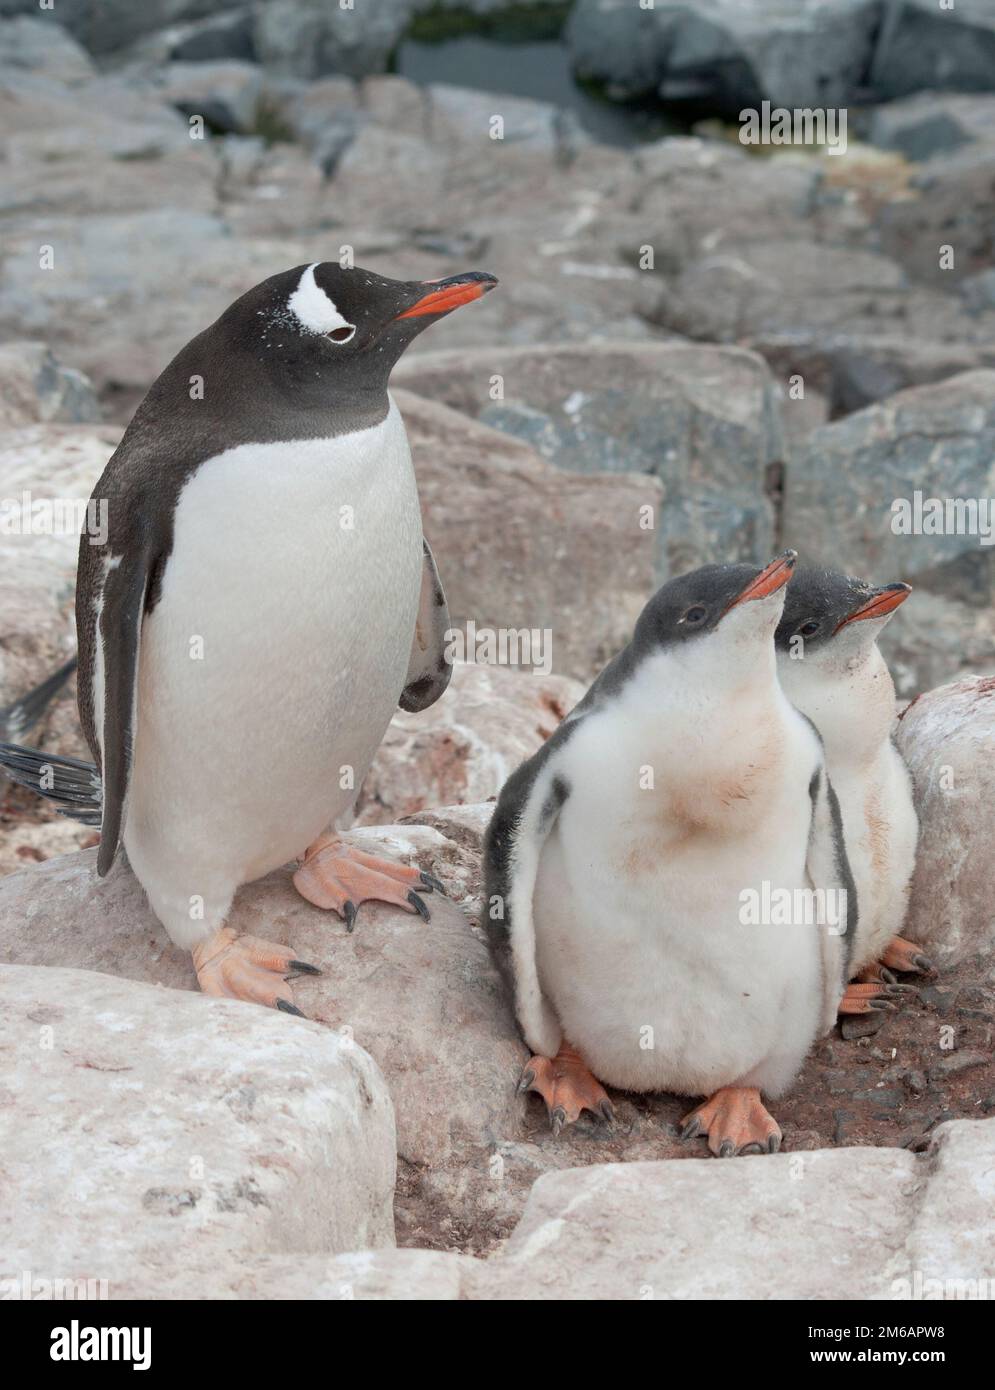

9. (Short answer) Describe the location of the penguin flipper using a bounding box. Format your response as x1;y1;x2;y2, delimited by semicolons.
398;538;452;713
95;549;153;877
484;717;584;1058
806;763;858;1034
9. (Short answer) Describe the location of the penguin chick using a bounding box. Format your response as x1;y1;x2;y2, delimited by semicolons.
485;552;856;1157
774;566;925;1016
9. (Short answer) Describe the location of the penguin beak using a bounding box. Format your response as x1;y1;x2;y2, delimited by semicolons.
396;271;499;320
724;550;797;614
834;582;912;632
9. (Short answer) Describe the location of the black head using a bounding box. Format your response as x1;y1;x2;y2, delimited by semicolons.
194;261;498;428
774;566;912;655
634;552;797;654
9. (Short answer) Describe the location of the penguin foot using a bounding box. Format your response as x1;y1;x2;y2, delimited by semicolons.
519;1042;615;1135
680;1086;781;1158
879;935;935;976
838;980;905;1015
293;833;437;930
192;926;319;1015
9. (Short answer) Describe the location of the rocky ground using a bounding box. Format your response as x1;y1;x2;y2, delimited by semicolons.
1;3;994;1297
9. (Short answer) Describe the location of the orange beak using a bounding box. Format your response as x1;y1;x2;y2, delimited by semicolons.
724;550;797;614
834;582;911;632
396;272;498;320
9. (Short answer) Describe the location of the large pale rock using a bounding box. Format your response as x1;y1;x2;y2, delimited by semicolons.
781;371;995;611
0;14;95;77
150;59;265;135
567;0;881;111
60;1116;995;1299
0;839;527;1246
395;346;780;581
0;343;100;429
896;677;995;969
870;0;995;100
479;1116;995;1299
0;963;396;1286
397;389;661;681
354;661;583;827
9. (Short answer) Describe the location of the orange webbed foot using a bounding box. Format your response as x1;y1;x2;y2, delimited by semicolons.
192;926;319;1015
519;1041;615;1135
681;1086;781;1157
879;934;934;976
293;833;442;930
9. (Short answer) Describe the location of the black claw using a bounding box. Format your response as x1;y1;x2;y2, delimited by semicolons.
739;1141;763;1156
550;1105;566;1137
343;900;358;933
868;998;896;1011
407;890;431;922
276;999;306;1018
914;954;934;974
598;1099;616;1128
768;1133;782;1154
518;1067;536;1094
879;966;897;985
420;870;446;895
718;1139;736;1158
681;1118;702;1142
287;959;321;976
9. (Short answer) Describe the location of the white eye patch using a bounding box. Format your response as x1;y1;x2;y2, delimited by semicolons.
288;263;356;343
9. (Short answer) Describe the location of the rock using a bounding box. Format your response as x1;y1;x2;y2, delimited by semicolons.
876;141;995;287
24;1115;995;1298
869;93;995;161
122;7;256;64
396;388;661;681
252;0;410;81
428;83;588;161
781;371;995;612
150;59;265;135
0;14;94;76
354;661;584;827
395;346;780;581
0;962;395;1283
0;425;118;710
479;1116;995;1298
0;842;527;1247
870;0;995;100
896;677;995;969
31;1;248;57
357;805;493;919
876;589;995;701
0;343;100;428
567;0;881;112
755;332;995;419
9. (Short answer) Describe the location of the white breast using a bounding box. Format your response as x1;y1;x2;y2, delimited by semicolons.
120;395;422;947
533;686;826;1098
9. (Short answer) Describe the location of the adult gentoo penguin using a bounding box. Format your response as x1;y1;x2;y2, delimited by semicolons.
484;553;856;1156
774;566;924;1015
7;262;497;1012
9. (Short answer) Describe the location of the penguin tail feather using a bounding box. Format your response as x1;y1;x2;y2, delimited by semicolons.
0;742;103;826
0;656;77;742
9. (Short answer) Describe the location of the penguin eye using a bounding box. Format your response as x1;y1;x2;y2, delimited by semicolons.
798;620;820;638
681;605;708;625
325;325;356;344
